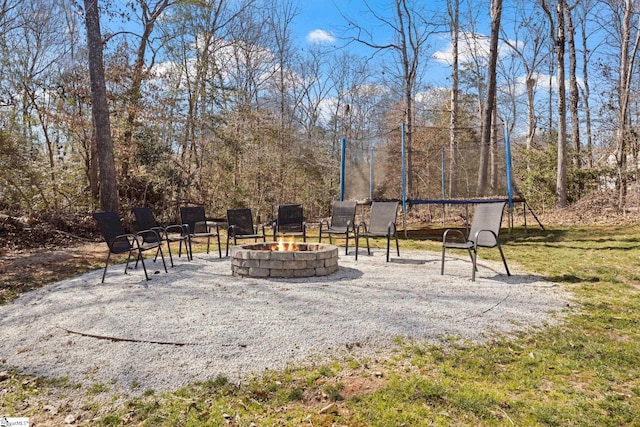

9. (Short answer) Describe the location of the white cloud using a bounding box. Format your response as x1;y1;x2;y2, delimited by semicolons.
434;32;490;65
306;29;336;45
433;32;516;66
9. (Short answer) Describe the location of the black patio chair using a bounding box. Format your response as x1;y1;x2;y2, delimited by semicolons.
355;201;400;262
441;201;511;281
179;206;222;259
226;208;266;255
319;200;357;255
132;207;190;267
93;211;167;283
272;204;306;242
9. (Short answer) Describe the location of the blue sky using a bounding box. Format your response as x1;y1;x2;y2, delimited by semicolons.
291;0;468;87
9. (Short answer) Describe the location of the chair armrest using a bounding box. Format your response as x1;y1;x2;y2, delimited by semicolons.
164;224;188;235
356;221;367;236
181;223;190;235
473;229;499;248
193;221;209;233
387;221;397;235
108;233;137;247
136;228;162;243
150;226;168;238
442;228;466;244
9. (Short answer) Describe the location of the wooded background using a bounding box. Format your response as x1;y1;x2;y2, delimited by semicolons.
0;0;637;225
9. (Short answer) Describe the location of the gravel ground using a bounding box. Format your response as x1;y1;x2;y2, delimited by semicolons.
0;248;570;394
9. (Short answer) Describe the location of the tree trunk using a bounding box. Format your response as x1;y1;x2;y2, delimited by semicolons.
615;0;640;209
490;105;498;192
556;0;568;208
84;0;118;212
477;0;502;196
565;4;581;171
448;0;459;198
579;6;593;169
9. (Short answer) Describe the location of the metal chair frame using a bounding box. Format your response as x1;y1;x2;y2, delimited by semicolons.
441;201;511;281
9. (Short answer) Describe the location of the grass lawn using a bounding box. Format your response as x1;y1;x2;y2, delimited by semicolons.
2;225;640;426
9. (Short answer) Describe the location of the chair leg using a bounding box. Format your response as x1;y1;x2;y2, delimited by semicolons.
206;235;211;254
216;234;222;258
157;245;168;273
395;234;400;257
355;231;359;260
471;249;477;282
153;245;162;264
497;244;511;276
386;235;390;262
126;250;136;272
166;241;175;267
179;238;191;261
344;233;349;255
101;252;112;283
137;250;150;281
440;246;446;275
467;248;475;269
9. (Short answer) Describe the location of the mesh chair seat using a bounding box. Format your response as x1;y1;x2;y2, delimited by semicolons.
132;207;190;267
226;208;266;255
273;204;306;241
319;201;357;255
441;201;511;281
179;206;222;259
93;211;168;283
355;201;400;262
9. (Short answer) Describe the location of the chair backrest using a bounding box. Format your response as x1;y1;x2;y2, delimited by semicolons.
368;201;398;234
93;211;132;253
132;207;157;230
468;201;506;247
132;207;161;244
227;208;255;235
330;201;357;229
180;206;207;234
277;204;304;232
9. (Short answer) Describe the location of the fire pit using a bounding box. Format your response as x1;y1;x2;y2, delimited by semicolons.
230;241;339;278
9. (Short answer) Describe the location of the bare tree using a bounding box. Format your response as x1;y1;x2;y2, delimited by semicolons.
565;1;581;171
541;0;568;208
122;0;174;172
447;0;460;197
476;0;502;195
555;0;568;208
501;0;549;156
345;0;438;199
612;0;640;208
84;0;118;211
576;0;599;169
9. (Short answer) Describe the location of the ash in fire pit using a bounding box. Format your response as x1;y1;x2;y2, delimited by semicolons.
230;242;339;278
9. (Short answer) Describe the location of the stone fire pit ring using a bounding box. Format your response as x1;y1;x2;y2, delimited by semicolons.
230;242;339;278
